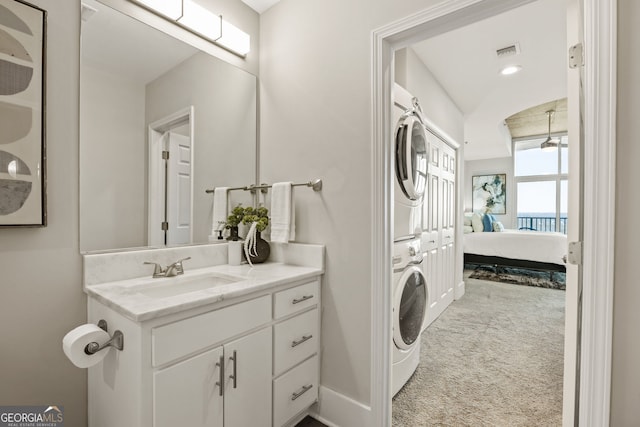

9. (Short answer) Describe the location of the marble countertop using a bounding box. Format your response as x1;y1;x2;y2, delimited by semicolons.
85;262;323;322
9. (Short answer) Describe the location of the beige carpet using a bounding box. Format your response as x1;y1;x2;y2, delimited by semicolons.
392;273;565;426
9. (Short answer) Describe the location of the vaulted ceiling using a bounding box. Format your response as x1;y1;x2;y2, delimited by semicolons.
410;0;567;160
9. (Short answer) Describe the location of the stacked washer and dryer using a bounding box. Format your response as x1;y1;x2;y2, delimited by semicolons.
391;87;430;396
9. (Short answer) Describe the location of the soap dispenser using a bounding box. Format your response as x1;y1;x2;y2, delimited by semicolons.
227;231;243;266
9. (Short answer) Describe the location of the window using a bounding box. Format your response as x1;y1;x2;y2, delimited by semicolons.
514;136;568;233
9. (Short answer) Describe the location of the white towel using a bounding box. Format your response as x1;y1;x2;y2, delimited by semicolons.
270;182;295;243
211;187;229;236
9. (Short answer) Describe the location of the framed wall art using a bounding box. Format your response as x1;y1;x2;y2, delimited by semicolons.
472;173;506;214
0;0;46;226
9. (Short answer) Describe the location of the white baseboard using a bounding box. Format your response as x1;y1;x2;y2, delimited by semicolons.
454;280;465;300
311;385;371;427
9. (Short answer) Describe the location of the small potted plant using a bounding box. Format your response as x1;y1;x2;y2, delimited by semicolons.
225;205;246;241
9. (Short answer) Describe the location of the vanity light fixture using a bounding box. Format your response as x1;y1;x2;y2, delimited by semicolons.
134;0;182;20
177;0;222;43
130;0;251;56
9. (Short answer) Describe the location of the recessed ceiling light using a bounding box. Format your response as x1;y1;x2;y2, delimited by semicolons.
500;65;522;76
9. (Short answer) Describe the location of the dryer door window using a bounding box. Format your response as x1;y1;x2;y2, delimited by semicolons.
396;268;426;347
395;114;428;201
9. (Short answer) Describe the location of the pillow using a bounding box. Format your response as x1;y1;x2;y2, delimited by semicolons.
463;225;474;234
482;214;494;232
492;221;505;232
471;212;484;232
463;213;473;226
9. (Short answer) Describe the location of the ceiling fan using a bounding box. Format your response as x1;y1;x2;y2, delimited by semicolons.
540;109;568;151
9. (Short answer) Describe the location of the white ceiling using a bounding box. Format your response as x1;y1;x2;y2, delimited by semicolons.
410;0;567;160
240;0;280;14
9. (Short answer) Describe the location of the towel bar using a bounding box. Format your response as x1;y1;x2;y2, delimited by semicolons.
205;179;322;194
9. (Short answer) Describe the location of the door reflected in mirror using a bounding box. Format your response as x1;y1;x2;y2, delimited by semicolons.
80;0;257;253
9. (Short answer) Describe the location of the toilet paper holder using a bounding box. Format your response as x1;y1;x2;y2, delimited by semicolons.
84;320;124;355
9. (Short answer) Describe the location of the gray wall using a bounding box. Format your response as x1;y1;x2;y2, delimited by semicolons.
612;0;640;424
80;64;147;252
0;1;86;426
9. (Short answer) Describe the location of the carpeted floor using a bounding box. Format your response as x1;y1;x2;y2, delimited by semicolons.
392;271;565;426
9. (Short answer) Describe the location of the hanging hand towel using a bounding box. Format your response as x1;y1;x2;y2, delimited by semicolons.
211;187;229;237
270;182;295;243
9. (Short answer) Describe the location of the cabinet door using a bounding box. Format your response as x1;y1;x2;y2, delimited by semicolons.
154;346;224;427
224;327;272;427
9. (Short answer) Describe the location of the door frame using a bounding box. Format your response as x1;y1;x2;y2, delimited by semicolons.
148;106;195;246
370;0;616;425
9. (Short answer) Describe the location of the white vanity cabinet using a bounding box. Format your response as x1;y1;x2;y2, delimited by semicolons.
154;326;272;427
87;276;321;427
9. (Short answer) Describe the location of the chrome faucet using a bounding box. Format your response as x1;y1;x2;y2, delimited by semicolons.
165;257;191;277
143;257;191;278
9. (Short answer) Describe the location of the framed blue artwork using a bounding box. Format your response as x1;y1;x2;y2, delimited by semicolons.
472;173;506;214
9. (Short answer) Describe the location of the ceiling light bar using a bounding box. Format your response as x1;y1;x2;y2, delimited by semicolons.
130;0;250;57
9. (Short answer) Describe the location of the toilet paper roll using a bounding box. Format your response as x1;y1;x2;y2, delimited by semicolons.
63;324;111;368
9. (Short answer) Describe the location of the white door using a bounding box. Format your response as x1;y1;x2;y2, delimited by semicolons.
563;0;584;424
224;327;272;427
166;131;192;245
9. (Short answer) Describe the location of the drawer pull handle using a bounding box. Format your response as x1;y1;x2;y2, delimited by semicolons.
291;334;313;348
291;384;313;401
229;350;237;389
215;355;225;396
292;295;313;305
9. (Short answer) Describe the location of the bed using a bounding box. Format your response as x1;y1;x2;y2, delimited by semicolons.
463;229;567;272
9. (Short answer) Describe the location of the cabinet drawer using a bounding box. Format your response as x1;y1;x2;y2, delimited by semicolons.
274;281;319;319
273;355;319;427
274;309;319;376
152;295;271;367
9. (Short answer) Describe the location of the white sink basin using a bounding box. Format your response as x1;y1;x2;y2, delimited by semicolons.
134;274;243;299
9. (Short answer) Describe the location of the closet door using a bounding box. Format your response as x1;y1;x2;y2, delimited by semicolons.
440;145;456;308
423;134;444;326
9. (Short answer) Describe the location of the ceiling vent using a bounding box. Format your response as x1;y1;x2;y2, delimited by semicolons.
496;43;521;58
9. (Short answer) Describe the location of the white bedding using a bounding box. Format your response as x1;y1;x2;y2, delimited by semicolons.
463;229;567;266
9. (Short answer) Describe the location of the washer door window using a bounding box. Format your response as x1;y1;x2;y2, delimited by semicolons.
394;266;427;350
396;113;428;201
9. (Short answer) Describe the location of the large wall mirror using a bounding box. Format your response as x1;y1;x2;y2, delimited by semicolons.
80;0;257;253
